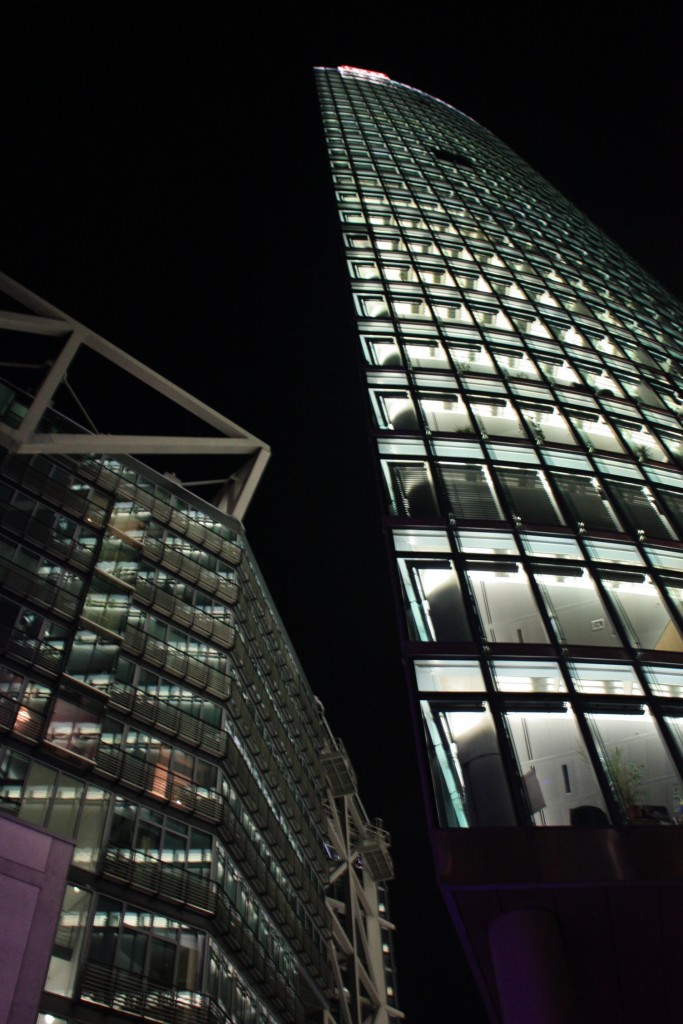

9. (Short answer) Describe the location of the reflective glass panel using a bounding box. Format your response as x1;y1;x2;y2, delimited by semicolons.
505;707;609;825
491;661;566;693
643;665;683;697
393;529;450;553
456;530;518;555
585;708;681;823
568;662;644;695
421;702;516;826
398;559;472;642
533;566;621;647
600;571;683;652
467;562;549;644
414;659;486;692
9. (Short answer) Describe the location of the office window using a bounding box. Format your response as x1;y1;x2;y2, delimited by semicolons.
497;467;564;526
382;461;439;517
45;886;92;997
439;464;502;520
600;571;683;652
403;342;447;369
491;661;566;693
504;706;608;825
456;530;518;556
608;481;676;540
585;708;681;823
45;694;103;761
568;662;644;696
466;562;549;644
393;529;450;553
414;659;486;692
421;702;516;826
552;473;621;532
569;414;625;454
371;390;419;432
533;565;621;647
470;398;524;440
419;395;472;434
397;558;472;642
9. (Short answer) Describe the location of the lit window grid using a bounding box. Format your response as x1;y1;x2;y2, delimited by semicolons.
319;68;683;828
320;75;683;364
0;447;334;1006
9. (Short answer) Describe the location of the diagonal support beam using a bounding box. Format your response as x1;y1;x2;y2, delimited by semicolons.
14;330;83;444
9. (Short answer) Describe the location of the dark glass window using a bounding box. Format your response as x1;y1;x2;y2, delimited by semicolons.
552;473;620;531
439;464;501;520
497;468;563;526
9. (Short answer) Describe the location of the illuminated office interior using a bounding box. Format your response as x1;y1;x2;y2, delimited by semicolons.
317;65;683;1024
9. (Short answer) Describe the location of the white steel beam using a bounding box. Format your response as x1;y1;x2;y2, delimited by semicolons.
0;276;272;519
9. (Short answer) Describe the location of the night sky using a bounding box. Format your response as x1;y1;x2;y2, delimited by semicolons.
2;11;681;1022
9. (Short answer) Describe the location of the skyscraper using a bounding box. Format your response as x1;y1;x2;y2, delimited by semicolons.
317;65;683;1024
0;274;401;1024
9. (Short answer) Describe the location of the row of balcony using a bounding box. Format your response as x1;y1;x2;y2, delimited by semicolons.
0;554;81;623
80;962;224;1024
131;576;236;651
102;848;302;1021
107;682;227;758
120;625;231;699
141;534;239;604
0;624;64;677
77;457;242;565
1;454;110;529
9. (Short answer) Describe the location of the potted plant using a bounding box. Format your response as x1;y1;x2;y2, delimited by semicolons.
607;746;645;819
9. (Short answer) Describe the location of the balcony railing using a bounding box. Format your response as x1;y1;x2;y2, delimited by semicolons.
107;682;227;758
80;962;222;1024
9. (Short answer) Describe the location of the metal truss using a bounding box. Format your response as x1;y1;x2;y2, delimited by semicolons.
322;738;404;1024
0;272;270;520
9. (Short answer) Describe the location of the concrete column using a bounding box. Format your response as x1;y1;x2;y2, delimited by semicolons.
489;908;578;1024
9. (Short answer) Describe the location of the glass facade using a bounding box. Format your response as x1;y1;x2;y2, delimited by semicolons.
0;365;401;1024
317;65;683;831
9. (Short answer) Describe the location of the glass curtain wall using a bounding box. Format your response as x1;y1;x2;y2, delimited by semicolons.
318;65;683;828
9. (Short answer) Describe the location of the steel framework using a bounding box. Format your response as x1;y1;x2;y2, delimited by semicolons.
0;272;270;521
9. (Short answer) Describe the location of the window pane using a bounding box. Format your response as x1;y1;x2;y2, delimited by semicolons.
643;665;683;697
586;709;682;823
552;474;621;532
383;462;438;516
466;563;549;644
600;572;683;652
45;886;92;997
414;659;485;692
491;661;566;693
456;530;518;555
18;762;56;827
393;529;450;553
584;540;644;566
440;464;501;520
0;748;28;813
521;534;581;560
148;936;176;985
419;395;472;434
505;708;609;826
421;702;516;826
74;786;110;871
398;559;472;642
568;662;644;696
471;399;523;440
497;468;564;526
45;696;101;760
533;567;620;647
49;777;85;837
609;482;676;540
